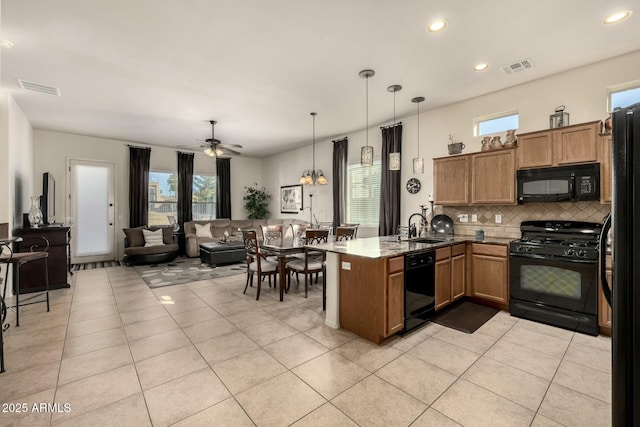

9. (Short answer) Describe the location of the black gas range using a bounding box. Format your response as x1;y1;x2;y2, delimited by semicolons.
509;220;603;335
510;221;602;261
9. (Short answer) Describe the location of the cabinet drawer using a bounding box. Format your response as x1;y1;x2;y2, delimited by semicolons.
451;243;466;257
388;256;404;273
472;243;507;257
436;246;451;261
18;229;70;246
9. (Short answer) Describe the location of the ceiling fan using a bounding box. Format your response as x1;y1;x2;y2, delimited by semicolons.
189;120;243;157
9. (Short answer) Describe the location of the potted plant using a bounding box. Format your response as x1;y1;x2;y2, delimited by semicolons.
243;183;271;219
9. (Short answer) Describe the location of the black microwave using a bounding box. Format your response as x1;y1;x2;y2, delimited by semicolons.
517;163;600;203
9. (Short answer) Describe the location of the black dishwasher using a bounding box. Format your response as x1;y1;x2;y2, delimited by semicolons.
402;250;436;333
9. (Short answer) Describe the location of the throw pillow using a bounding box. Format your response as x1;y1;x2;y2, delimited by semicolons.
143;229;165;247
195;223;213;238
123;227;145;247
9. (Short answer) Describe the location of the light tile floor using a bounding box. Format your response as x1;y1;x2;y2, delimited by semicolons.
0;266;612;426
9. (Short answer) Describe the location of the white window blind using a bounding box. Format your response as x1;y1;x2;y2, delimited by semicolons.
347;161;381;227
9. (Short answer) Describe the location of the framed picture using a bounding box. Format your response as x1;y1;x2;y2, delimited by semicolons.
280;184;303;213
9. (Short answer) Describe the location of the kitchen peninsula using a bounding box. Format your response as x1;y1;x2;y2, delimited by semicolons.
317;235;512;344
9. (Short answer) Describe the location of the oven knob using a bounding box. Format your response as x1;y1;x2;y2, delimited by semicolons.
564;249;575;256
526;247;534;253
577;250;586;258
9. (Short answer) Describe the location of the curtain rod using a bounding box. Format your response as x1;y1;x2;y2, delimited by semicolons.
127;144;151;149
177;150;195;155
380;121;403;130
332;137;348;142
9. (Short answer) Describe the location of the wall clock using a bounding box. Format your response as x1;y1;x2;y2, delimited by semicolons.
406;178;421;194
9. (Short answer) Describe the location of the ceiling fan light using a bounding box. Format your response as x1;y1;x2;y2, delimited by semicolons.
299;173;307;184
203;147;215;157
215;148;224;156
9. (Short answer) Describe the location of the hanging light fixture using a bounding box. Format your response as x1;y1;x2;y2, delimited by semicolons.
388;84;402;171
411;96;425;174
359;69;375;166
299;112;327;186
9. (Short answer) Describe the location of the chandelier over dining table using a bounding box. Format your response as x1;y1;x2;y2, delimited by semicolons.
299;112;327;185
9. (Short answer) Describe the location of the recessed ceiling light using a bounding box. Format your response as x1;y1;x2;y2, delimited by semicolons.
0;39;14;49
474;63;490;72
603;10;632;24
427;20;447;32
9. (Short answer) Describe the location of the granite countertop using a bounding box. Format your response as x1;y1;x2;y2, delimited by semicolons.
314;234;514;259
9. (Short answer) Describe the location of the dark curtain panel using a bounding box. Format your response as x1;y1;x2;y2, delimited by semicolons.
128;146;151;227
177;152;194;229
216;157;232;218
332;137;348;232
379;123;402;236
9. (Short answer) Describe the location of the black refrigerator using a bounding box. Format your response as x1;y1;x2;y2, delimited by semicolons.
600;102;640;426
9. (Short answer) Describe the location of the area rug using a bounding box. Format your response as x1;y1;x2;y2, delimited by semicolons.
72;260;123;271
431;301;499;334
134;257;246;288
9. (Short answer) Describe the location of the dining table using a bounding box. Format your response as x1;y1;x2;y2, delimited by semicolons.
261;232;332;301
260;236;305;301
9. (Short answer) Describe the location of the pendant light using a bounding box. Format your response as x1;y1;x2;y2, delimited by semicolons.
359;69;375;166
411;96;425;174
299;112;327;185
388;84;402;171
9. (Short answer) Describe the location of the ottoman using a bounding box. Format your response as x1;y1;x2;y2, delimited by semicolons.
199;242;246;266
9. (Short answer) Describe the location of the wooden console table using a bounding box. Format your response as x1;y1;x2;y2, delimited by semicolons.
14;226;71;293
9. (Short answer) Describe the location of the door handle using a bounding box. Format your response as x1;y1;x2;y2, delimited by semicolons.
109;223;113;226
599;213;612;307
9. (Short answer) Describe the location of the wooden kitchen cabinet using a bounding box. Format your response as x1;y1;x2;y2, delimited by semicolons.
471;148;516;204
598;133;612;204
517;121;599;169
339;254;404;344
518;130;554;168
471;243;508;309
433;155;469;205
451;244;466;302
435;247;452;310
386;256;405;336
598;254;612;335
435;244;466;311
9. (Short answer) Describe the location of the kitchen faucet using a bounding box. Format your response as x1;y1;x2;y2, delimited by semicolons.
408;213;428;238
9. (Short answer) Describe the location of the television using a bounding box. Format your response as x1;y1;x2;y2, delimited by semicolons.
42;172;55;224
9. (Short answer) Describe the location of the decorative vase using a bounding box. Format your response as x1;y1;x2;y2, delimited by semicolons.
504;129;517;147
481;136;492;151
28;196;43;228
490;136;503;149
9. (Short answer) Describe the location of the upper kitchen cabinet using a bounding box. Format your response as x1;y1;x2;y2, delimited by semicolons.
471;148;516;205
434;148;516;206
517;121;599;169
433;155;469;205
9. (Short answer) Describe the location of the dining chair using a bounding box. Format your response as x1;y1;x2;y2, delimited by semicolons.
260;224;284;246
285;229;329;304
335;225;358;241
241;230;278;300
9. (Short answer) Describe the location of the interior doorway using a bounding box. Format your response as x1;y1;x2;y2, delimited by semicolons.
68;159;116;263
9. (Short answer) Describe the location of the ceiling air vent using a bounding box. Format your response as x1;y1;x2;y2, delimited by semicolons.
17;79;61;96
500;58;534;75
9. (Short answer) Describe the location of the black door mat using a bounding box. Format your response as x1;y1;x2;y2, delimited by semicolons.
431;301;499;334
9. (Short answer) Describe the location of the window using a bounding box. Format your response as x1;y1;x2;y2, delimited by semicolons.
609;84;640;111
148;171;177;226
475;111;519;136
148;172;217;225
347;161;381;227
192;174;216;220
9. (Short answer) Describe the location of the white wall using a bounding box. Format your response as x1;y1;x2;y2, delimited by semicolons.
34;130;262;258
263;50;640;234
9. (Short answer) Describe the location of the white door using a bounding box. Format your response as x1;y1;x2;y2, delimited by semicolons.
69;160;116;263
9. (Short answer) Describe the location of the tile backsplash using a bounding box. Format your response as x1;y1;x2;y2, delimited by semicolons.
440;201;611;239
